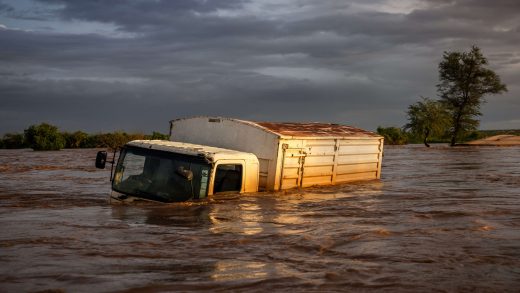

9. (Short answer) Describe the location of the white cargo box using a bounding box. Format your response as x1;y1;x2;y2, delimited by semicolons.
170;117;383;191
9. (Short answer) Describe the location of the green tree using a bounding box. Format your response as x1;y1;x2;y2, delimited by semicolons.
83;134;100;148
96;131;135;150
405;97;450;147
63;131;89;148
127;133;147;141
437;46;507;146
24;123;65;151
1;133;26;149
376;126;408;145
148;131;169;140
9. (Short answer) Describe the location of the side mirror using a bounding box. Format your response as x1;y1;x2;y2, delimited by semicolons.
176;166;193;181
95;151;107;169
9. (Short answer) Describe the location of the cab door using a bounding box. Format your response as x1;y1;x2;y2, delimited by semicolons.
209;160;245;195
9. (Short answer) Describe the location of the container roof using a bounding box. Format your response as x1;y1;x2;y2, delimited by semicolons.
170;116;381;139
253;121;380;138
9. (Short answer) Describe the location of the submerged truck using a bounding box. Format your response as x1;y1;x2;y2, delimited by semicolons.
96;117;384;203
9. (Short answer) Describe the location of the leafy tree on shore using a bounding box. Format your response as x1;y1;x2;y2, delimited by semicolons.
405;97;450;147
95;132;132;150
437;46;507;146
148;131;169;140
1;133;26;149
24;123;65;151
94;132;147;150
63;131;89;148
376;126;408;145
1;128;170;149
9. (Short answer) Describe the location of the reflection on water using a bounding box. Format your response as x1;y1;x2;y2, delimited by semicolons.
0;146;519;292
212;260;268;281
209;201;266;235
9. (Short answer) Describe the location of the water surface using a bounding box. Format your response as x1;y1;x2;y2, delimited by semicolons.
1;146;519;292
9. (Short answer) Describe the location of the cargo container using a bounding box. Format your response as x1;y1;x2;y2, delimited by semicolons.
170;117;384;191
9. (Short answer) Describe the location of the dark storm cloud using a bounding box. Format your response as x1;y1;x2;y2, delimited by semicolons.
37;0;248;31
32;0;520;44
0;2;14;13
0;0;55;21
0;71;402;134
415;0;520;22
1;0;519;134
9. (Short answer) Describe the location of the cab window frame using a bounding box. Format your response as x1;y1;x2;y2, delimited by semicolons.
212;162;244;194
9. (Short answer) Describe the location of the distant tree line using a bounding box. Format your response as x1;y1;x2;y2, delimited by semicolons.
376;127;519;146
0;122;169;151
378;46;508;146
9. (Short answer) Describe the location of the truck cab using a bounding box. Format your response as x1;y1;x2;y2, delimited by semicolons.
97;140;259;203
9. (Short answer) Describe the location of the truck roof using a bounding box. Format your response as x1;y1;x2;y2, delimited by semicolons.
126;140;259;163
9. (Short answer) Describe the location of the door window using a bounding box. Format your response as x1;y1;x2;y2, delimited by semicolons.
213;164;243;193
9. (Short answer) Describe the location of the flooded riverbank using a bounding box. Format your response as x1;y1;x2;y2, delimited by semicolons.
1;145;519;292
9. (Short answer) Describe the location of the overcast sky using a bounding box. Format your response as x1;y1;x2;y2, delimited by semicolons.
1;0;519;135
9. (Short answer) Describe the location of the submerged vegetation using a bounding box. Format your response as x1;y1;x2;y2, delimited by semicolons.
0;123;168;151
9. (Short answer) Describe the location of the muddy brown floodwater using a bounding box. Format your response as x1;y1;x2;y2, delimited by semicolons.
0;145;519;292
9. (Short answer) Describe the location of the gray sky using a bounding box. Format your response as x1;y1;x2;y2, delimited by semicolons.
1;0;519;135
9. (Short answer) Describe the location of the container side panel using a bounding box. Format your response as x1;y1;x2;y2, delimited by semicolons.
336;171;377;182
305;155;335;166
282;178;299;189
282;167;300;179
336;163;379;174
298;138;335;187
307;145;335;156
339;139;381;145
305;139;336;146
275;139;305;190
303;165;333;177
282;156;301;168
337;154;380;164
285;140;306;148
301;175;333;187
338;144;380;155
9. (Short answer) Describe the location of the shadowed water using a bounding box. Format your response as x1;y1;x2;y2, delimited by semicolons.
0;146;519;292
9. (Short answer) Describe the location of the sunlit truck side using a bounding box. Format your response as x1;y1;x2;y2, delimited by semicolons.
96;117;384;203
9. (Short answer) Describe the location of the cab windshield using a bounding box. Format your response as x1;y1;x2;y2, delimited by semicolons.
112;146;211;202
